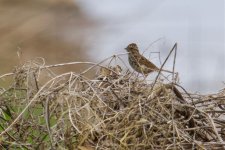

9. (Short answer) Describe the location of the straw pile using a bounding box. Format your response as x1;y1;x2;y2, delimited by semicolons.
0;58;225;150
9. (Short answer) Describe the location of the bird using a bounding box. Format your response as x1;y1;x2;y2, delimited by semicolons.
125;43;160;76
125;43;193;126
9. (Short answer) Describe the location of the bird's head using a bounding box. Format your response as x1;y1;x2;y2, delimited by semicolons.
125;43;139;53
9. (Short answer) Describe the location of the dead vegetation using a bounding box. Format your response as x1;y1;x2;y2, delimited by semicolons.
0;55;225;150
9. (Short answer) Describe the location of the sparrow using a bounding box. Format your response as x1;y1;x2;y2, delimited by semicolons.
125;43;160;76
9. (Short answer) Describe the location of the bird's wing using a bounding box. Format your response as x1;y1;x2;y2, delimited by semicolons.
138;55;159;70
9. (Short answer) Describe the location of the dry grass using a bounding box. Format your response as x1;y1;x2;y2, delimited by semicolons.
0;55;225;150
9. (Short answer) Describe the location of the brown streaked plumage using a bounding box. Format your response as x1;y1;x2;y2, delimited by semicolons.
125;43;159;75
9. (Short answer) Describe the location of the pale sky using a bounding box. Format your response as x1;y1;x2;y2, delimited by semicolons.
77;0;225;93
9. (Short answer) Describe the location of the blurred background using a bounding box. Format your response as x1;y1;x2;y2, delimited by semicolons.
0;0;224;93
